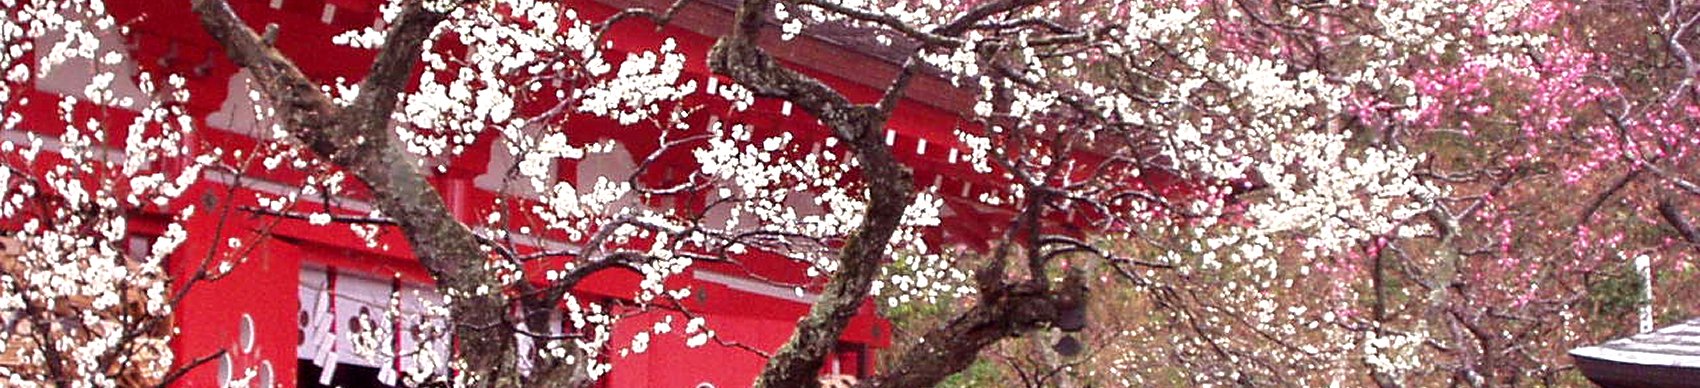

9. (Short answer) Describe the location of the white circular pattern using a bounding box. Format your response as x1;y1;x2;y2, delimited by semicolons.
257;361;275;388
216;352;233;388
239;313;257;354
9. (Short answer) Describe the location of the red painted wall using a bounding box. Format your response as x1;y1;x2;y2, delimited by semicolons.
169;197;302;388
40;0;1159;385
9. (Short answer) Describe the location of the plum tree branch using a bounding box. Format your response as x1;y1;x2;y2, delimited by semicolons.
859;269;1088;388
710;1;921;387
1658;197;1700;254
190;0;341;141
193;1;536;387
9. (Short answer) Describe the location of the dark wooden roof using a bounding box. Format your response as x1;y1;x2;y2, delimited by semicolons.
1570;318;1700;388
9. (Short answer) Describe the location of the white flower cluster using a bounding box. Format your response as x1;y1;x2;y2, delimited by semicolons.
707;77;754;112
919;39;980;85
787;0;955;42
1249;134;1437;255
872;247;974;306
1363;330;1429;376
579;38;696;125
940;1;1442;263
683;316;711;348
331;0;409;49
0;3;209;385
385;0;705;181
534;174;633;242
396;0;599;162
951;129;994;174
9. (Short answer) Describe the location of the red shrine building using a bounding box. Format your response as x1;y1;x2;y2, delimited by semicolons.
0;0;1129;387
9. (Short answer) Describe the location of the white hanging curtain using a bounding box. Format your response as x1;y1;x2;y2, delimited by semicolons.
297;265;451;383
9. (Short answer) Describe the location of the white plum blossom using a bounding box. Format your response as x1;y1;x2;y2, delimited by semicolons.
0;2;208;386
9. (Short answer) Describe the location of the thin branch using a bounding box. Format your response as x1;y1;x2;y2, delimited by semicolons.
1659;197;1700;254
595;0;695;44
147;349;227;388
789;0;961;47
238;205;399;225
1578;168;1641;225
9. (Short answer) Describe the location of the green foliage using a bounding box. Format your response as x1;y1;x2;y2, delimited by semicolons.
934;358;1003;388
1585;261;1647;332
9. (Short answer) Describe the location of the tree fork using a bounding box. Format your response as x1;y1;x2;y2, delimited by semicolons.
192;1;524;386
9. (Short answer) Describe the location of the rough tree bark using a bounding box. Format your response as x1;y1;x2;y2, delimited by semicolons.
196;0;1086;385
707;0;919;384
190;1;531;387
863;271;1088;388
707;0;1091;387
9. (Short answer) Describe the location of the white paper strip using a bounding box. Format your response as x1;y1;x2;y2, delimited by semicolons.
317;351;339;385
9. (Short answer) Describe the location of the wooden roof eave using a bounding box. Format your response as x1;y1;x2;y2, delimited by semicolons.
1570;318;1700;388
